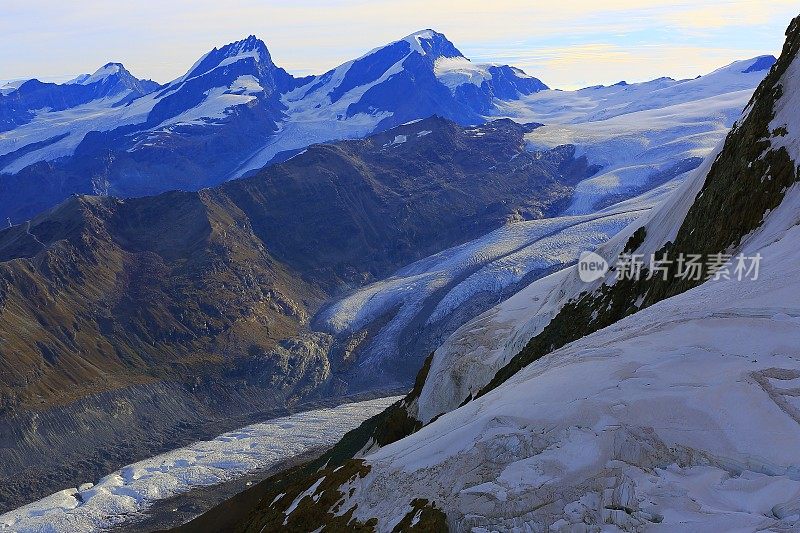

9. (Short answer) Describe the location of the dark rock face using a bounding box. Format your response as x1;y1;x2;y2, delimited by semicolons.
0;117;588;509
229;117;590;285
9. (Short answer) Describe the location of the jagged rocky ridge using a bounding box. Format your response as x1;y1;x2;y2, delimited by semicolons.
196;15;800;532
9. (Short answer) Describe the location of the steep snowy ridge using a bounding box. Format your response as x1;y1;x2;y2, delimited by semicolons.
230;15;800;532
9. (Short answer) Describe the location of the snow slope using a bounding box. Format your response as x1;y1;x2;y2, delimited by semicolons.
0;96;152;173
501;57;774;214
415;140;726;424
493;56;775;125
0;396;399;533
351;226;800;530
0;80;27;96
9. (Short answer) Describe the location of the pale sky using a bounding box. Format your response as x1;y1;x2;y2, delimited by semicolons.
1;1;797;90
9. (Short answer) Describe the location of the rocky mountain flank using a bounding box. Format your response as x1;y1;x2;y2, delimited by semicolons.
0;116;592;510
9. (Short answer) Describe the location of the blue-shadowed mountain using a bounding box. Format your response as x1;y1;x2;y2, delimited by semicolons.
0;30;546;223
0;63;159;132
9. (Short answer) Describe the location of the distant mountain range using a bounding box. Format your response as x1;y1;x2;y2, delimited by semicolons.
0;29;776;226
0;30;548;223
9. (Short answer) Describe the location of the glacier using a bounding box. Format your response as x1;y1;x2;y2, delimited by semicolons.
0;396;399;533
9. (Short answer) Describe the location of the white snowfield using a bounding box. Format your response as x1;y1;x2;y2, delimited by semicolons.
434;56;495;90
0;396;399;533
500;57;772;214
434;56;533;92
495;57;773;125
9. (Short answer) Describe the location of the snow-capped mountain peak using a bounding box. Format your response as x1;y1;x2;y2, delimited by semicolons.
181;35;274;82
227;29;549;175
156;34;299;110
742;54;777;73
703;54;777;77
401;28;464;59
68;62;159;98
81;62;123;84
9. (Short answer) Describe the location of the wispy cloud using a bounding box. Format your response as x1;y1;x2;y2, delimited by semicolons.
480;43;771;89
1;1;796;87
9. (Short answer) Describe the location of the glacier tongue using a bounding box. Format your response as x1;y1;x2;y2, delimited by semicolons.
0;396;400;533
